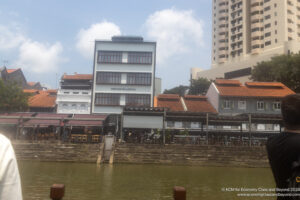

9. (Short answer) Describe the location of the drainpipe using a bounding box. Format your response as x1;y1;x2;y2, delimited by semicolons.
249;114;252;147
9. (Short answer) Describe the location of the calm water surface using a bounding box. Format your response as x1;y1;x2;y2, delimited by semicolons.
19;161;276;200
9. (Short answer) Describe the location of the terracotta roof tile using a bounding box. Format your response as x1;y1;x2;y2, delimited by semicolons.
184;95;217;113
62;74;92;80
215;80;295;98
23;89;39;94
28;91;56;108
156;94;184;111
6;68;19;73
215;79;241;86
27;82;37;86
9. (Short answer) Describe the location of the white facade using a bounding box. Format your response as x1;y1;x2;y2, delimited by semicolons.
56;89;91;114
195;0;300;81
92;36;156;114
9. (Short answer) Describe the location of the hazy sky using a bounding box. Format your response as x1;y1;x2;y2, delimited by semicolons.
0;0;212;90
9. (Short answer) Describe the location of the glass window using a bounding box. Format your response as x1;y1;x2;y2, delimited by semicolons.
238;101;246;110
95;93;120;105
96;72;121;84
128;52;152;64
166;121;175;128
62;104;68;107
257;101;265;110
63;92;69;94
182;122;191;128
98;51;122;63
223;100;232;109
73;92;79;94
273;101;281;110
127;73;151;85
125;94;151;106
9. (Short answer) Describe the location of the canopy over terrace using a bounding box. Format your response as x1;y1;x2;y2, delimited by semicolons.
0;113;108;128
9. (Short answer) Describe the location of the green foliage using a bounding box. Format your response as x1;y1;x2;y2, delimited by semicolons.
0;80;29;112
189;77;212;95
251;53;300;93
163;85;189;96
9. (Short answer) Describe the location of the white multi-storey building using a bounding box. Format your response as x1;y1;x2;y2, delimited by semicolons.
91;36;156;114
56;73;92;114
195;0;300;82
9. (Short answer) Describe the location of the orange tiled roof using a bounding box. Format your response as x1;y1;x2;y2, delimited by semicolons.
215;80;295;98
184;95;217;113
62;74;92;80
27;82;37;86
215;79;241;86
28;91;56;108
23;89;39;94
156;94;184;111
6;69;19;73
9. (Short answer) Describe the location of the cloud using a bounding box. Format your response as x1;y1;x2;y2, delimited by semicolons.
144;8;204;63
16;40;64;74
0;25;26;50
76;21;121;59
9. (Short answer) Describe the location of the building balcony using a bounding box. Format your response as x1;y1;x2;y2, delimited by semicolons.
219;57;227;63
219;12;228;18
219;50;228;55
251;48;261;55
251;14;262;22
219;43;227;48
251;31;261;38
219;27;228;33
251;40;261;46
251;22;262;29
219;34;227;40
251;0;261;6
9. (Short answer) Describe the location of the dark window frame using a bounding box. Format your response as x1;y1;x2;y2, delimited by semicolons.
127;52;152;64
97;51;122;64
127;73;152;85
96;72;122;85
95;93;121;106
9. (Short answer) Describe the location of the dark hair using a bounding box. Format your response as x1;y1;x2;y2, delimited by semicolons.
281;94;300;130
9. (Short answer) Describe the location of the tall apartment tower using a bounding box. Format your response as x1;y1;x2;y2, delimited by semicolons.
91;36;156;114
197;0;300;81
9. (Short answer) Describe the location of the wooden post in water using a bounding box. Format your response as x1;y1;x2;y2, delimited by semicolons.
173;186;186;200
50;184;65;200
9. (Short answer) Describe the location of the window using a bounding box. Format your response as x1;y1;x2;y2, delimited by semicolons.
72;104;77;108
127;73;151;85
265;41;271;46
128;52;152;64
125;94;150;106
223;100;233;110
82;92;89;95
95;93;120;105
96;72;121;84
273;101;281;110
182;122;191;129
238;101;246;110
98;51;122;63
63;92;69;94
257;101;265;110
166;121;175;128
73;92;79;94
62;104;68;107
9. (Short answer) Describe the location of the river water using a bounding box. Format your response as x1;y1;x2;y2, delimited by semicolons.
19;161;276;200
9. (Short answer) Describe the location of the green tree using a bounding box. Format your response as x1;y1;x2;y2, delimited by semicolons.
251;53;300;93
163;85;189;96
189;77;212;95
0;80;29;112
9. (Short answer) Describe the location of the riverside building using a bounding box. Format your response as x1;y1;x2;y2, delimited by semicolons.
194;0;300;82
56;73;92;114
91;36;156;114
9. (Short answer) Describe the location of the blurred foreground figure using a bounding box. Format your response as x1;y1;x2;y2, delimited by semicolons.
0;134;23;200
267;94;300;200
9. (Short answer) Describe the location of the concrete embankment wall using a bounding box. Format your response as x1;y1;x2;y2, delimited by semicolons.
12;141;101;163
114;143;269;168
12;141;270;167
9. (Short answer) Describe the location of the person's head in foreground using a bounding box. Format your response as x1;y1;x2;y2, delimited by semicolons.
281;94;300;131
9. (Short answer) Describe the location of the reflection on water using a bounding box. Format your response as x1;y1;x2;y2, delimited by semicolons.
19;161;275;200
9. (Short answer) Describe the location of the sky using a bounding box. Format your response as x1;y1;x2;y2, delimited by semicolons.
0;0;212;90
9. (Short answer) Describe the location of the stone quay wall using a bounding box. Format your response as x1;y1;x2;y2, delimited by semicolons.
12;141;101;163
114;143;269;168
12;141;270;167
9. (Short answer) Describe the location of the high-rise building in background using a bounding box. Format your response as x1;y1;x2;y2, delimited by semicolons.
195;0;300;82
91;36;156;114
